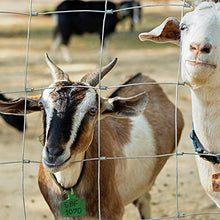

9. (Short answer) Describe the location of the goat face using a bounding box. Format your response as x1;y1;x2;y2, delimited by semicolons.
40;82;98;172
0;54;147;173
139;2;220;89
180;2;220;88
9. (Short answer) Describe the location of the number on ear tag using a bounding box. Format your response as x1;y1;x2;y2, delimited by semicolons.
60;190;86;217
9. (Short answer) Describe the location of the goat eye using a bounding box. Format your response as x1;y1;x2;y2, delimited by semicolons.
180;24;188;31
88;108;97;116
38;101;44;109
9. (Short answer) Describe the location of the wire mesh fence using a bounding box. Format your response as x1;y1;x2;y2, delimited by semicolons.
1;0;220;219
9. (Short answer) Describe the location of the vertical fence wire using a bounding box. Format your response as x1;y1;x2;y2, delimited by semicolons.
97;0;109;218
174;1;187;218
1;1;220;220
21;0;33;219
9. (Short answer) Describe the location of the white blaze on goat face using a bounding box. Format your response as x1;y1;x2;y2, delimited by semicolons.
66;89;97;151
41;86;55;143
180;2;220;88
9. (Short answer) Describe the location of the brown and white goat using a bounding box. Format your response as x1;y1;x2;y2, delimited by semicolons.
0;54;184;219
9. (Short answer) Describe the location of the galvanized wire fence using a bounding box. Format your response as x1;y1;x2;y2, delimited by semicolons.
1;0;220;219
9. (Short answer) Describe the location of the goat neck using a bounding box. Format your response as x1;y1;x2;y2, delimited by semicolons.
191;86;220;153
53;151;85;189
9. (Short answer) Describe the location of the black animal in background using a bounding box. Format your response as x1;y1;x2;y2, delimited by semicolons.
0;94;24;132
51;0;141;62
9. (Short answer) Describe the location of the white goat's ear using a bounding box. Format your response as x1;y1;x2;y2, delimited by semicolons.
101;92;148;118
45;53;70;82
139;17;180;44
0;97;41;115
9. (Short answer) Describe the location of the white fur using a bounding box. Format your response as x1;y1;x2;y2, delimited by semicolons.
180;3;220;89
41;88;60;170
41;87;54;146
181;2;220;208
118;115;156;204
54;152;85;188
190;87;220;207
66;89;97;151
139;1;220;208
185;0;218;6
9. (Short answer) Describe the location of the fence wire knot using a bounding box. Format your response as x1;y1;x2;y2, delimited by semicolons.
99;156;107;161
184;3;192;8
177;152;184;156
25;88;34;92
178;213;186;218
178;81;186;86
106;9;113;14
99;86;108;90
31;12;38;16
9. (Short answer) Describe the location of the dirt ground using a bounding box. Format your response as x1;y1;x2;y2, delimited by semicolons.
0;0;220;220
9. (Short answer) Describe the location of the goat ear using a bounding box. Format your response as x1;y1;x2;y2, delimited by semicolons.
139;17;180;44
0;97;41;115
45;53;70;82
101;92;148;118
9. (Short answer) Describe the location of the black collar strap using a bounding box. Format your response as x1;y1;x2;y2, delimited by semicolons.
51;156;86;192
190;129;220;165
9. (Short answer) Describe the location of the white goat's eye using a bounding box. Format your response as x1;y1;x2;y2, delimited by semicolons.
180;24;188;31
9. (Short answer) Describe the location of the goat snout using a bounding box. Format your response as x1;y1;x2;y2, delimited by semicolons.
190;42;212;54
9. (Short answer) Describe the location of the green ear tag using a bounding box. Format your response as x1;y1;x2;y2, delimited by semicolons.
60;190;86;217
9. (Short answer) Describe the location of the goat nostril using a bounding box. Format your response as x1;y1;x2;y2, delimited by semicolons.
46;146;63;157
190;43;212;54
201;44;212;54
190;44;198;52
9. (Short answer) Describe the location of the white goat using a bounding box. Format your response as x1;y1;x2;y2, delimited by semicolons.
139;1;220;208
0;54;184;219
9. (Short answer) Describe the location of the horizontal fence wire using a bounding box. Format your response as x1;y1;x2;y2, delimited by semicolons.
0;3;192;16
0;1;219;220
3;151;220;165
0;81;186;96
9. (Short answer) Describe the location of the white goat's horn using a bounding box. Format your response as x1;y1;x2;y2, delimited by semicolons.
81;58;118;86
45;53;70;82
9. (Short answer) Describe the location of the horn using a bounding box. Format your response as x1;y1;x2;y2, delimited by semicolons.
81;58;118;86
45;53;69;82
